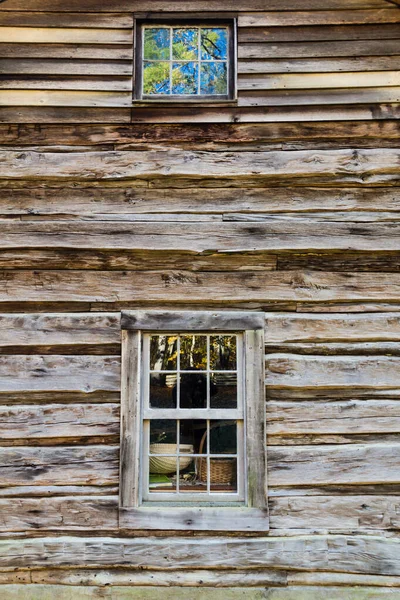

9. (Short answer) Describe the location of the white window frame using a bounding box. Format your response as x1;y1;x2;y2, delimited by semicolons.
119;310;268;532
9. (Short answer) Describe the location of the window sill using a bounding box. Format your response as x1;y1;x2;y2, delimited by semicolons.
120;506;269;532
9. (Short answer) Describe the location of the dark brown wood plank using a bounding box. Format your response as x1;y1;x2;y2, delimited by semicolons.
0;12;133;27
238;10;400;27
239;40;400;59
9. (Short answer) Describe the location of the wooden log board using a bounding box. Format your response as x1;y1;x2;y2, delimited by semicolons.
2;271;400;304
0;355;120;394
0;446;119;486
0;0;390;11
238;88;400;107
0;496;118;531
0;27;132;44
266;354;400;389
1;122;399;146
0;91;132;108
0;13;134;28
268;444;400;487
0;44;133;60
1;148;399;184
2;186;400;214
265;313;400;343
0;313;120;349
0;404;119;441
269;495;400;530
0;107;132;124
239;72;400;91
2;222;400;252
0;59;133;76
0;77;133;92
238;10;400;27
239;40;400;59
239;24;400;43
266;400;400;435
238;56;400;73
0;535;398;574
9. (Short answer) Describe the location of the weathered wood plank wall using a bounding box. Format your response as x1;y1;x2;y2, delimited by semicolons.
0;0;399;595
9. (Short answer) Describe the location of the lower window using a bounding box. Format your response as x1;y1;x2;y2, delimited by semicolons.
119;310;268;532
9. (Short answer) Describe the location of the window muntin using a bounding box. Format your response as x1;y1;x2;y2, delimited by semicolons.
137;23;235;100
141;333;245;503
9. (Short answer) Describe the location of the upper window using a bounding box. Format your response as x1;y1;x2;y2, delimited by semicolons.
119;310;268;532
135;21;236;101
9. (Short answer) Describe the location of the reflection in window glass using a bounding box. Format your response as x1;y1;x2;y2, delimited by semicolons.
210;373;237;409
180;373;207;409
173;28;198;60
210;335;237;370
201;62;227;95
150;373;177;409
200;28;228;60
180;335;207;370
142;25;229;97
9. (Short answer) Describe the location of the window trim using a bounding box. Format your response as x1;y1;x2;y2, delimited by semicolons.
119;310;269;532
133;19;237;103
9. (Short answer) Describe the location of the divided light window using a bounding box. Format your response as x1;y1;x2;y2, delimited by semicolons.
135;22;236;100
120;311;268;532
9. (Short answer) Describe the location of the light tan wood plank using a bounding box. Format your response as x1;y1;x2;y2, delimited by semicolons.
238;56;400;73
238;87;400;107
265;313;400;344
238;10;400;27
268;444;400;487
0;44;133;59
1;221;400;252
0;446;118;486
239;40;400;59
267;401;400;435
266;354;400;389
0;355;120;394
0;77;132;92
0;59;132;75
0;496;118;531
1;271;400;304
1;148;399;184
0;535;398;574
0;107;131;123
0;404;119;441
0;90;131;107
0;27;132;43
0;313;120;349
270;495;400;530
239;72;400;91
0;12;133;28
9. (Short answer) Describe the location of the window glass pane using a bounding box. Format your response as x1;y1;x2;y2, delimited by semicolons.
143;61;170;95
200;28;228;60
210;457;237;493
149;472;176;493
180;419;207;454
210;373;237;409
179;373;207;409
210;335;237;370
172;62;198;95
210;420;237;454
150;335;178;370
180;335;207;370
200;62;227;95
150;419;177;447
143;27;170;60
150;373;177;409
173;27;198;60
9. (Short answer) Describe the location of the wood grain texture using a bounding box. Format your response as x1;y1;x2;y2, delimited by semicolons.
1;148;399;184
0;12;133;28
0;535;398;574
238;56;400;73
0;59;132;76
0;446;118;486
238;10;400;27
270;495;400;530
0;91;131;107
239;40;400;59
0;355;120;394
0;496;118;531
121;310;265;331
266;354;400;389
0;404;119;442
0;27;132;44
268;444;400;487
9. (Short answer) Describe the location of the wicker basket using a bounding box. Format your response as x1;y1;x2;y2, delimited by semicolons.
197;430;235;484
149;443;193;475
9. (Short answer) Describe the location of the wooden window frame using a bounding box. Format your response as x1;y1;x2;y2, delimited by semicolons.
133;18;237;104
119;310;269;532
